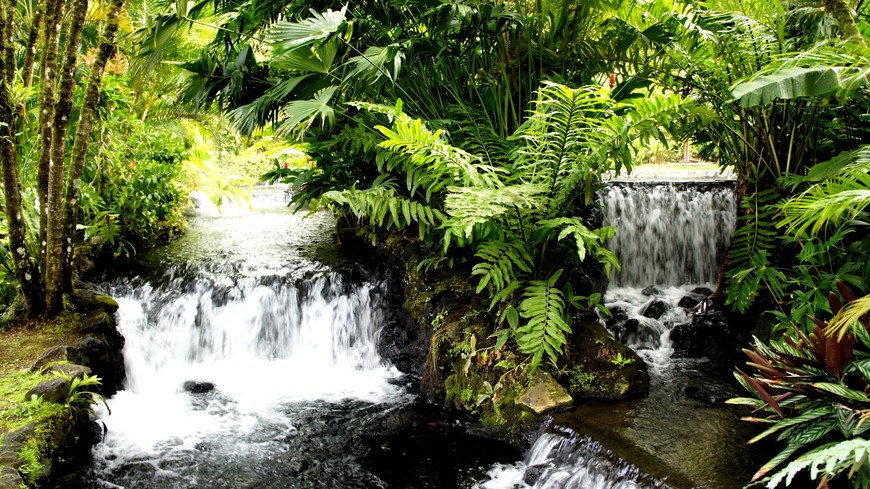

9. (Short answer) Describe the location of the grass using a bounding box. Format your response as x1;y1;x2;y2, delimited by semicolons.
0;312;86;436
0;312;85;378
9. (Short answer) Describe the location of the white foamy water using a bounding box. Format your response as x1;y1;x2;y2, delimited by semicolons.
88;198;408;479
475;429;668;489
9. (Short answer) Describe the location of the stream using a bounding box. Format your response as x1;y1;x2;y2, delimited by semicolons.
60;181;762;488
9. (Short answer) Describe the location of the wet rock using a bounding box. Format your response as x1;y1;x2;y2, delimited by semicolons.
670;310;748;369
605;306;629;330
516;371;573;415
684;385;730;405
523;464;547;485
691;287;713;297
0;450;22;469
560;321;650;399
0;465;24;489
69;289;119;314
182;380;216;394
30;346;84;373
24;378;70;404
641;286;661;297
79;311;116;337
3;423;35;451
75;334;125;395
677;296;700;309
41;364;92;380
641;299;669;320
614;318;660;347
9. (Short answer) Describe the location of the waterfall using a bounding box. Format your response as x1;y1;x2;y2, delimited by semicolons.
476;427;669;489
601;182;737;287
76;201;413;488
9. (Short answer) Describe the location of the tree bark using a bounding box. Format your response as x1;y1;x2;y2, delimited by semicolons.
35;0;64;283
63;0;127;293
824;0;867;46
45;0;89;315
0;0;43;315
22;0;45;87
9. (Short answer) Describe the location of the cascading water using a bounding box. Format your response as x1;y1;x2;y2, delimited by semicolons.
601;182;737;370
64;196;415;488
602;182;737;288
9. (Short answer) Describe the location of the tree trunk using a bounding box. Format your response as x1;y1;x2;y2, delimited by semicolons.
63;0;127;293
824;0;867;46
35;0;64;283
45;0;89;315
0;0;43;315
22;0;45;87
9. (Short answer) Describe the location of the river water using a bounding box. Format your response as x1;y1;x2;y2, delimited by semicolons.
62;182;758;488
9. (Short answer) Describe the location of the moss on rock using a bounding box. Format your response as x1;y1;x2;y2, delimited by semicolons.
558;320;650;399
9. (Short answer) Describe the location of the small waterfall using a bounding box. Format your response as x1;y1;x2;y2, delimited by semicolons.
476;427;669;489
601;182;737;287
79;202;411;488
115;269;394;399
599;181;737;369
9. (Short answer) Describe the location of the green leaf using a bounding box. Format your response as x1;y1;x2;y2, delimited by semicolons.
732;66;843;107
269;7;347;53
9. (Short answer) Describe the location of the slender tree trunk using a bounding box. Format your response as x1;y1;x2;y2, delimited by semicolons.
1;0;11;89
35;0;63;284
22;0;45;87
45;0;89;315
63;0;127;293
0;0;43;315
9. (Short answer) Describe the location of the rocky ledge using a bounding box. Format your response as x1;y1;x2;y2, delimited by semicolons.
0;290;125;489
339;226;650;431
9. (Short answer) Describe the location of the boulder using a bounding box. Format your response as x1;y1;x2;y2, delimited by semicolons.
670;310;748;369
641;299;670;319
41;364;92;380
605;305;629;329
182;380;216;394
691;287;714;297
559;321;650;399
30;346;83;373
69;289;119;314
516;371;573;415
677;296;701;309
0;465;24;489
75;334;125;395
641;286;661;297
24;378;70;404
613;318;660;347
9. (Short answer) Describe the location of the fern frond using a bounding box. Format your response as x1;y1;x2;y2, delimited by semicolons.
471;241;533;294
443;184;549;239
322;178;446;238
376;115;506;199
780;152;870;237
516;270;570;371
536;218;621;275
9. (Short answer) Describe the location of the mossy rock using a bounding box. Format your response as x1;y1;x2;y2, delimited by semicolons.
515;371;573;415
559;321;650;399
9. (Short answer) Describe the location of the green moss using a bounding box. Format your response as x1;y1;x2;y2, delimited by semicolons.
567;368;600;393
0;370;66;435
16;411;70;486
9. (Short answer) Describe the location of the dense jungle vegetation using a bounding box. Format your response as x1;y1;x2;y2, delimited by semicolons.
0;0;868;487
